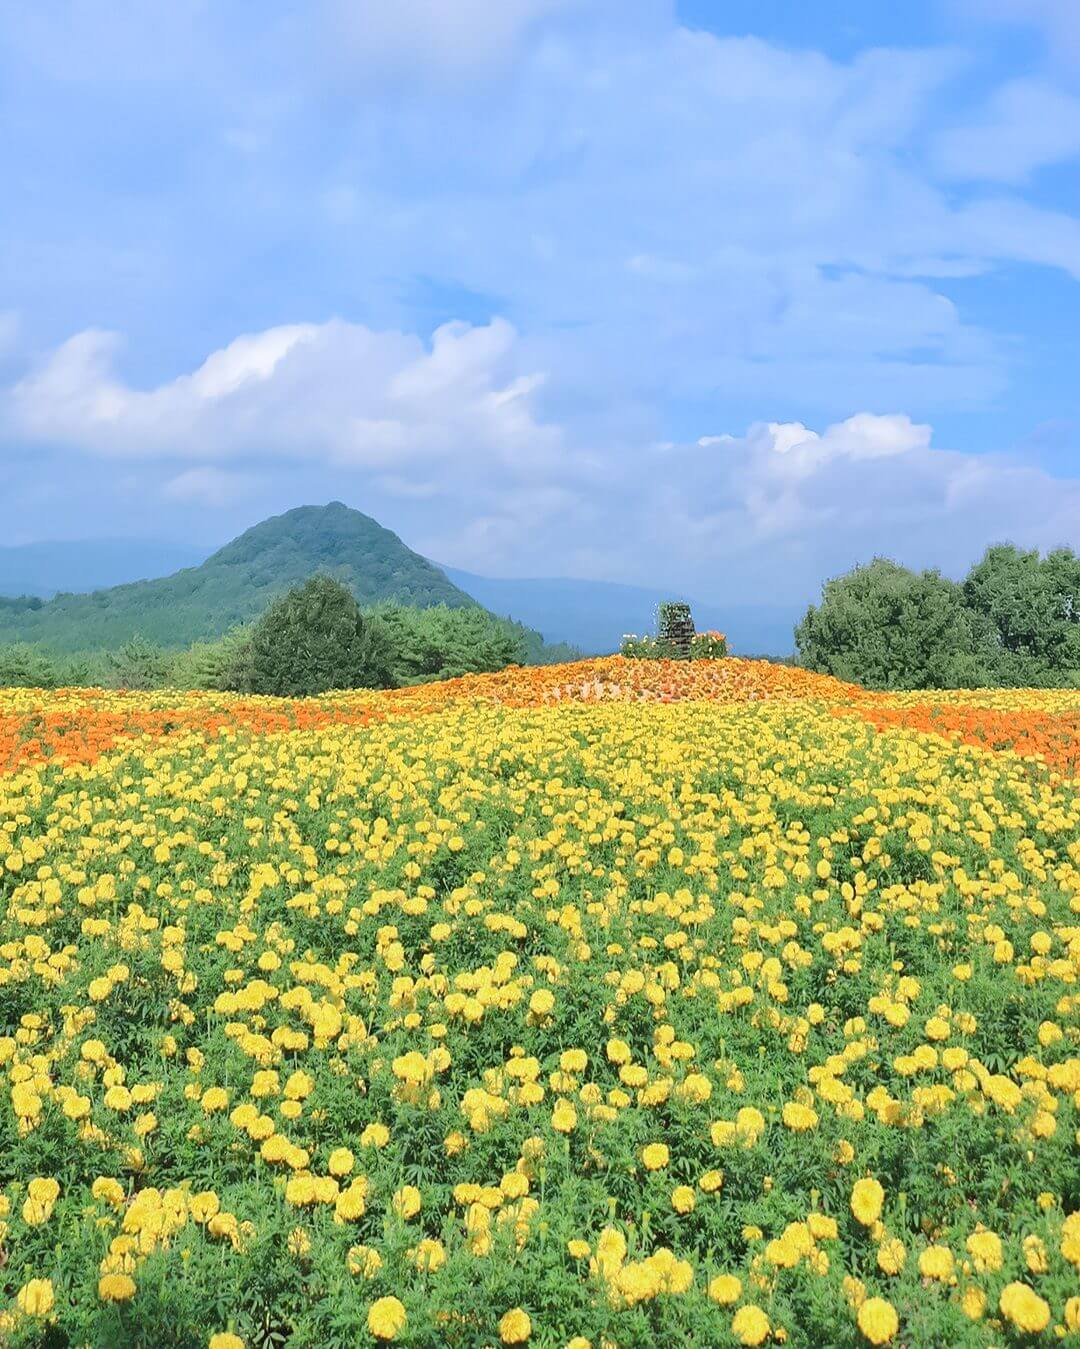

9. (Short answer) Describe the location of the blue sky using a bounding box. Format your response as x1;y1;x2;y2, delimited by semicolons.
1;0;1079;606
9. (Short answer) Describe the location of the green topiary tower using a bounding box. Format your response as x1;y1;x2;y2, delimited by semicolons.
657;601;695;658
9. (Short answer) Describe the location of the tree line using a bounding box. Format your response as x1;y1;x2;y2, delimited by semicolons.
796;544;1080;689
0;577;579;695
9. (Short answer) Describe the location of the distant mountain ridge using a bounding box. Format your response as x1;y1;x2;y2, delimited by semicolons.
0;503;473;655
0;538;207;599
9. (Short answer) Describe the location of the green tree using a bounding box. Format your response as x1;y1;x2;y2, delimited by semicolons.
0;643;59;688
237;575;396;697
795;558;996;690
962;543;1080;686
104;636;173;690
371;602;527;683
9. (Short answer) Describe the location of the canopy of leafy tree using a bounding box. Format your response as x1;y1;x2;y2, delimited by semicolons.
0;503;475;655
797;545;1080;689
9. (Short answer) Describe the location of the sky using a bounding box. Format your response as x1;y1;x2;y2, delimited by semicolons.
1;0;1079;607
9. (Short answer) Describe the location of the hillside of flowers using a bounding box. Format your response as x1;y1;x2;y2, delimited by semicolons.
1;657;1078;1346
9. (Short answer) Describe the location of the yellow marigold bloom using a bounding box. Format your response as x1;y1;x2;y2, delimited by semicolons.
782;1101;818;1132
347;1245;382;1278
201;1087;229;1113
998;1281;1050;1335
671;1185;695;1214
965;1228;1002;1273
876;1237;905;1275
360;1122;390;1148
960;1286;985;1321
641;1143;669;1170
529;989;554;1017
92;1177;126;1208
98;1273;137;1302
368;1295;407;1341
499;1308;532;1343
551;1099;577;1133
731;1305;770;1346
565;1339;592;1349
699;1169;724;1194
208;1335;245;1349
856;1297;898;1344
568;1239;591;1259
918;1244;953;1281
16;1278;54;1317
328;1147;354;1176
1061;1210;1080;1266
850;1177;885;1226
708;1274;742;1305
392;1184;421;1220
1063;1296;1080;1333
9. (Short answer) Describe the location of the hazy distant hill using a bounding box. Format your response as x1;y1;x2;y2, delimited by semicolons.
0;503;475;655
441;566;795;656
0;538;207;598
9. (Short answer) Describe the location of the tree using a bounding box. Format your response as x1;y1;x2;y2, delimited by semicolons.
0;643;58;689
370;602;527;684
795;558;996;690
237;575;396;697
963;543;1080;686
104;636;173;690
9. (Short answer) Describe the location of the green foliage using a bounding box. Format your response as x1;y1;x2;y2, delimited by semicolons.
0;643;59;689
0;595;43;614
104;637;175;691
233;575;396;697
689;630;728;658
620;634;682;659
795;558;996;690
168;628;254;692
963;543;1080;686
371;602;528;683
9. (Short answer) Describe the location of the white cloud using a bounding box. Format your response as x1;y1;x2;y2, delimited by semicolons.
322;0;584;77
933;79;1080;182
3;317;564;480
162;466;253;507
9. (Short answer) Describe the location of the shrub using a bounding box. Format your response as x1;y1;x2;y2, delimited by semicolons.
237;575;396;697
0;643;59;688
104;637;175;691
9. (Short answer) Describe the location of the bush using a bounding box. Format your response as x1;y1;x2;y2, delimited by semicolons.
963;543;1080;686
689;630;728;658
236;575;396;697
795;558;997;690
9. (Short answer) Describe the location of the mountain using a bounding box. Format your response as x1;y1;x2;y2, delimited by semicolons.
0;538;208;598
0;503;475;655
440;567;796;657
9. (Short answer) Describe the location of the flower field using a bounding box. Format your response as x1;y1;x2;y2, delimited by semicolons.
1;658;1078;1346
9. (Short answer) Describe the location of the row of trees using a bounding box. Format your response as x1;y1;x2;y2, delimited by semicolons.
797;544;1080;689
0;577;576;695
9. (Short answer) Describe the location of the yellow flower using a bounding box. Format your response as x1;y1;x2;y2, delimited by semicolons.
850;1178;884;1226
671;1185;695;1214
568;1239;591;1259
782;1101;818;1132
16;1278;55;1317
499;1308;532;1343
917;1245;953;1281
529;989;555;1017
731;1305;770;1346
392;1185;421;1220
857;1297;898;1344
641;1143;669;1170
876;1237;905;1275
347;1244;383;1278
551;1099;577;1133
998;1282;1050;1335
368;1296;407;1341
965;1228;1002;1273
98;1273;137;1302
209;1335;245;1349
328;1147;354;1176
708;1274;742;1305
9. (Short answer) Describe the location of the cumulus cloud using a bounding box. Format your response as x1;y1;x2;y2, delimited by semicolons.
4;317;563;477
933;79;1080;183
